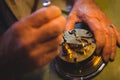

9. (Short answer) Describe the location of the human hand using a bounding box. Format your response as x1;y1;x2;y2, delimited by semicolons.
65;0;120;62
0;6;66;74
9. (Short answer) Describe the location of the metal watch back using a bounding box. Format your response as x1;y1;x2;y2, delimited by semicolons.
53;23;106;80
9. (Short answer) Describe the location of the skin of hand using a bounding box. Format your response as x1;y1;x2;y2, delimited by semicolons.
65;0;120;62
0;5;66;76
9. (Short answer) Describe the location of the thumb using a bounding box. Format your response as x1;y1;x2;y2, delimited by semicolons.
64;13;81;32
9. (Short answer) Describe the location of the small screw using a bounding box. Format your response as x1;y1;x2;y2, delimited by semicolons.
69;30;78;38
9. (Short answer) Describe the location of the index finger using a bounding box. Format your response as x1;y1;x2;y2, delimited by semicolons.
23;6;62;28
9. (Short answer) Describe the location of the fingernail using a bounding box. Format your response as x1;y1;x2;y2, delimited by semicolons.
95;49;102;55
103;54;110;62
117;42;120;47
109;59;114;62
110;53;115;62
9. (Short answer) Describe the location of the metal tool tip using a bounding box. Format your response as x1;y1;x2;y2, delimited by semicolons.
42;1;51;7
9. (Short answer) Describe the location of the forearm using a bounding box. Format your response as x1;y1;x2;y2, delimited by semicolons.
0;30;20;78
0;28;31;79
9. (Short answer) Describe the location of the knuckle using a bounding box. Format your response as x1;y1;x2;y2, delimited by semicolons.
96;39;105;47
53;37;62;46
49;6;61;14
51;22;64;34
41;6;61;20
